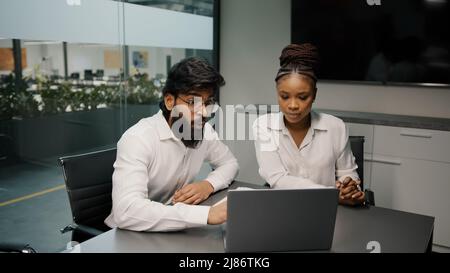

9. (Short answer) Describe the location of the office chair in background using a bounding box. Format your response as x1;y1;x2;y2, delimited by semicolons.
70;72;80;80
349;136;375;206
84;69;94;81
96;69;104;78
58;148;116;243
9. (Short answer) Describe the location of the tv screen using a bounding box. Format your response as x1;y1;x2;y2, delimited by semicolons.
292;0;450;86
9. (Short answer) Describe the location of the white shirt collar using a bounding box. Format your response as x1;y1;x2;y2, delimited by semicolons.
155;110;177;141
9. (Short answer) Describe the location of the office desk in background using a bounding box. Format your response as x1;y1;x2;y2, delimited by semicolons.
69;182;434;253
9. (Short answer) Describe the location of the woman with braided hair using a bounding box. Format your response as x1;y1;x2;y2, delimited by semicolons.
253;43;365;206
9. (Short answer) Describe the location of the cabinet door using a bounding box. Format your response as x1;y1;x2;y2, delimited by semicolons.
373;125;450;163
371;154;450;247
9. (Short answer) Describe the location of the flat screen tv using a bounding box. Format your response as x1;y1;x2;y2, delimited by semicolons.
292;0;450;86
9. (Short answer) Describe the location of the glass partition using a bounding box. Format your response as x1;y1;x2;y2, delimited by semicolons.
0;0;218;252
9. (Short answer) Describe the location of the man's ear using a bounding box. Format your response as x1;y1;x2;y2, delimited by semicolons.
164;94;175;111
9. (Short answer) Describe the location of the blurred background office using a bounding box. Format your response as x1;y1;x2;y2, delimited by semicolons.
0;0;217;252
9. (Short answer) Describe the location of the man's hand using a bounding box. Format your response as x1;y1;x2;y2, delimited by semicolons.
172;180;214;205
336;177;365;206
207;201;227;225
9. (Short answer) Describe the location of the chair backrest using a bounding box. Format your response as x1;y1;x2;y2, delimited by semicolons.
58;148;116;231
349;136;365;190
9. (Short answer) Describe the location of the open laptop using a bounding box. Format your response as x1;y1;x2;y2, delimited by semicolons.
224;188;339;252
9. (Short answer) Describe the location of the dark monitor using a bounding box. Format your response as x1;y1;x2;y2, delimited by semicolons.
292;0;450;86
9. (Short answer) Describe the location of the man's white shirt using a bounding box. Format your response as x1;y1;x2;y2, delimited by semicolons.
105;111;239;232
253;111;359;189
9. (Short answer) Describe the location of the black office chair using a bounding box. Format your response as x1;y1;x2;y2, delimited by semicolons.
349;136;375;206
70;72;80;79
58;148;116;243
0;242;36;253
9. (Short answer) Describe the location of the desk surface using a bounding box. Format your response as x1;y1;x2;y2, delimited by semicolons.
73;182;434;253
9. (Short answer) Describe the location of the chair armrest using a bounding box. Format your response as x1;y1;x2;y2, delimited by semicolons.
75;224;103;237
60;224;103;237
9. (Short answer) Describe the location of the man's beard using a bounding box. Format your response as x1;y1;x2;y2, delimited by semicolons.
170;115;208;148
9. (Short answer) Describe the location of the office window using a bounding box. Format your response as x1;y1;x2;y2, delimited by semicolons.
0;0;218;252
123;0;214;16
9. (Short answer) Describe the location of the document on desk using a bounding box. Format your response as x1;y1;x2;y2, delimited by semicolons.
213;187;254;206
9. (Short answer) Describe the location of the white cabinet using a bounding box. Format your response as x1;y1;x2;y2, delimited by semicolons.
373;126;450;163
370;156;450;248
370;125;450;248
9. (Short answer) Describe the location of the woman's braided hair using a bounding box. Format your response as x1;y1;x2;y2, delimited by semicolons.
275;43;320;84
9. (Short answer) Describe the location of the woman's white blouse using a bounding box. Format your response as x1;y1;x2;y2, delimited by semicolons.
252;111;359;189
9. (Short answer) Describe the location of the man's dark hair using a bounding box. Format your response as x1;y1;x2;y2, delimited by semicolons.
162;57;225;98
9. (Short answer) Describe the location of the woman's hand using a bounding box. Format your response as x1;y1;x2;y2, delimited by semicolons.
336;177;365;206
172;180;214;205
